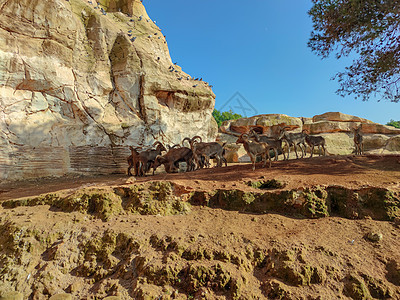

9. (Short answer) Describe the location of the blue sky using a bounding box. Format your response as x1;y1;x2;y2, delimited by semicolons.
145;1;399;124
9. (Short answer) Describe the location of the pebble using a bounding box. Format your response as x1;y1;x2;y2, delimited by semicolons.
367;232;383;242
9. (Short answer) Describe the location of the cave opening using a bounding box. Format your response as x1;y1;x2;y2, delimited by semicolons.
107;0;133;15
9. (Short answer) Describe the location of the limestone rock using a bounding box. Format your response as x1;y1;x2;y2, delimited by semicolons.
0;0;216;181
49;294;73;300
303;121;361;134
0;292;24;300
366;232;383;242
220;114;302;136
312;112;372;123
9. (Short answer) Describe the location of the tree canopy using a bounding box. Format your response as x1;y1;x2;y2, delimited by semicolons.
212;109;243;127
386;119;400;128
308;0;400;102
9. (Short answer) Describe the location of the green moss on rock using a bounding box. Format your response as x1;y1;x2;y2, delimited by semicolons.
344;274;372;300
248;179;285;190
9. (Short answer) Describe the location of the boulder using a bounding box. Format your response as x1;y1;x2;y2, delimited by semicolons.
361;123;400;135
220;114;302;136
312;112;372;123
49;294;73;300
303;121;362;134
385;135;400;152
0;292;24;300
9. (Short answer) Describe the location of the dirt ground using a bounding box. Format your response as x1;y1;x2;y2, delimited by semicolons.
1;154;400;201
1;154;400;299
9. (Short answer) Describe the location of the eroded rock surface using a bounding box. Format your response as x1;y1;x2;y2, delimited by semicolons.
0;0;217;181
0;180;399;299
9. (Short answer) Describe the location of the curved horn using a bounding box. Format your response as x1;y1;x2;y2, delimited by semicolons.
190;136;203;150
168;144;181;150
152;141;163;148
191;136;203;143
182;137;192;146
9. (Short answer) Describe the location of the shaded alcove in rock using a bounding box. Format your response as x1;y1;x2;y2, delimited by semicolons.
108;34;143;118
85;14;108;61
106;0;134;15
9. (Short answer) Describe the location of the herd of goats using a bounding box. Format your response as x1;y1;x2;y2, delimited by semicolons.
127;126;364;176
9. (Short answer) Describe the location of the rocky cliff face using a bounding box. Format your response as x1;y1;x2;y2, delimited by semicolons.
0;0;217;181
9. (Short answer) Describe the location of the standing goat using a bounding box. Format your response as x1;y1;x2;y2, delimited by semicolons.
302;130;326;157
353;126;364;155
153;146;194;173
249;128;286;161
236;133;272;170
127;146;142;176
127;141;167;176
190;136;227;169
281;127;307;159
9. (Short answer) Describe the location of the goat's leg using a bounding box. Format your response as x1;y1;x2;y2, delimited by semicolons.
299;143;305;158
274;147;278;161
214;155;221;168
222;156;228;167
279;146;286;161
267;149;272;168
285;141;291;160
250;154;256;171
310;145;314;158
293;144;299;159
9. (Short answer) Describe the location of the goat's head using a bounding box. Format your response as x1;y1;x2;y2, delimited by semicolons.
153;141;167;152
236;133;248;144
355;125;362;133
129;146;140;155
153;155;167;169
167;144;181;150
248;129;261;142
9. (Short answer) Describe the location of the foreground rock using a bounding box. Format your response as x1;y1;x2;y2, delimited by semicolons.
0;0;217;182
218;112;400;161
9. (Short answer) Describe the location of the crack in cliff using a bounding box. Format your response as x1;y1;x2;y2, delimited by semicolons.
71;70;124;147
138;73;147;123
0;0;11;13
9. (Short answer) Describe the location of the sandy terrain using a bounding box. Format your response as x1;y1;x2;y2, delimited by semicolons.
0;154;399;299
